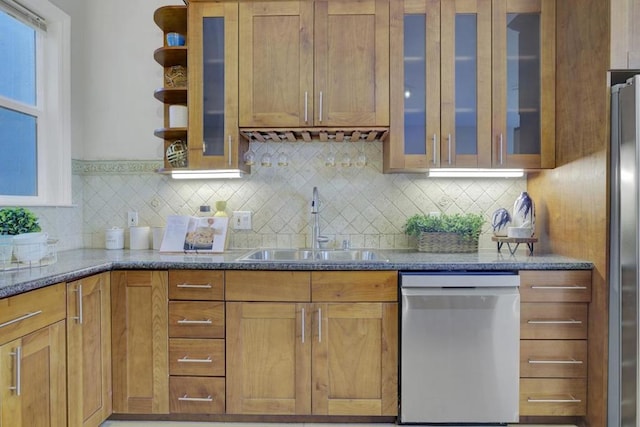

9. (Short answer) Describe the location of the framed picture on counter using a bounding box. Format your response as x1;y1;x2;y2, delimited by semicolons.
160;215;229;253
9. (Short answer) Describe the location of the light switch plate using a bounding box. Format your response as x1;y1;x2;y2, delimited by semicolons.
232;211;252;230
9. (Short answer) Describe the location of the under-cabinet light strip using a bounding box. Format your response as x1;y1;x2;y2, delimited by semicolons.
427;168;524;178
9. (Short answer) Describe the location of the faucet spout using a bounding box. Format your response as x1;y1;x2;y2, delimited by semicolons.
311;186;327;249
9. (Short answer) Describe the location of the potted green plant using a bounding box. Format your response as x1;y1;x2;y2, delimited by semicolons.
0;207;42;235
403;212;485;253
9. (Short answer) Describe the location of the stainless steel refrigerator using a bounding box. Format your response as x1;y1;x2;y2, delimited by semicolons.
609;74;640;427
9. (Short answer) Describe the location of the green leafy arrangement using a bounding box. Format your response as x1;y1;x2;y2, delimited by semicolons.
403;212;485;242
0;207;42;235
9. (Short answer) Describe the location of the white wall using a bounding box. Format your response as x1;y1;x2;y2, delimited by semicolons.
52;0;181;160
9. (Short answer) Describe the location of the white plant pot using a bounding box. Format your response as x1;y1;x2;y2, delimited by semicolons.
13;232;48;263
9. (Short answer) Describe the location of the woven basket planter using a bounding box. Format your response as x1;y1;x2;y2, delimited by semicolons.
417;232;479;253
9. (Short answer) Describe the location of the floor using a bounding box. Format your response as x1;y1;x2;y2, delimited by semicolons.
102;422;578;427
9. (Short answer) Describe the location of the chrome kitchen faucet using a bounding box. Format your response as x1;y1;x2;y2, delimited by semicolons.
311;187;329;249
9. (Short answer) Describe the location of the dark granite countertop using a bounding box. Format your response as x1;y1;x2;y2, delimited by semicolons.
0;248;593;299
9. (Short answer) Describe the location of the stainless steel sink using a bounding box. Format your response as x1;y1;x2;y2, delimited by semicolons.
236;248;388;262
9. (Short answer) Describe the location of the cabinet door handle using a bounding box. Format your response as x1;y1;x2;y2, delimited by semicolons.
202;141;206;154
527;395;582;404
71;284;83;324
304;92;309;123
9;346;21;396
447;134;452;165
177;283;212;289
527;319;582;325
319;91;323;123
301;307;305;344
178;356;212;364
0;310;42;329
530;285;587;290
178;394;213;402
177;319;212;325
228;135;232;166
317;308;322;343
432;134;437;165
499;133;504;165
528;358;583;365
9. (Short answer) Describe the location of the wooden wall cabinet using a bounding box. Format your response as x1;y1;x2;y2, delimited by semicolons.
111;271;169;414
188;2;249;172
0;284;67;427
238;0;390;128
386;0;555;172
67;273;112;427
225;270;397;416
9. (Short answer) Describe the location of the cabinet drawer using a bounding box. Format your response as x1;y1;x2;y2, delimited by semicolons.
0;283;66;345
169;338;225;376
169;270;224;301
226;271;311;301
169;301;224;338
311;271;397;302
520;340;587;378
169;376;225;414
519;270;591;303
520;378;586;416
521;303;588;339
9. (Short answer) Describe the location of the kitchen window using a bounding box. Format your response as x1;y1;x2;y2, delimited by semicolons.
0;0;70;206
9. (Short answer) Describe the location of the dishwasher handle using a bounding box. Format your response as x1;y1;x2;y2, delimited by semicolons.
402;286;520;298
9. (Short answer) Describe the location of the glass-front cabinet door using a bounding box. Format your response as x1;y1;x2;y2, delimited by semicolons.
188;2;248;171
441;0;492;168
387;0;440;171
386;0;491;172
385;0;555;173
492;0;555;169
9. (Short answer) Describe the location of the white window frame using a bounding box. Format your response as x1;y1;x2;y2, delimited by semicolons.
0;0;71;206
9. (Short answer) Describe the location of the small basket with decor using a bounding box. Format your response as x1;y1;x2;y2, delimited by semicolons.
403;212;485;253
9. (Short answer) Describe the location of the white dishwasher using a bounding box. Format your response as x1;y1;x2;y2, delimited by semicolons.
400;271;520;424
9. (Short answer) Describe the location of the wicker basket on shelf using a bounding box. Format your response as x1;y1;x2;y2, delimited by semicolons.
417;231;479;253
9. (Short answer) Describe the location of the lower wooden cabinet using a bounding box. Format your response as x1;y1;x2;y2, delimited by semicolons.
0;321;67;427
67;273;112;427
111;270;169;414
168;270;226;415
518;270;591;417
225;271;398;416
0;283;67;427
312;301;398;416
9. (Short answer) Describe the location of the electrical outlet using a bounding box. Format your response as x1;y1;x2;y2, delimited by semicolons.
232;211;252;230
127;211;139;227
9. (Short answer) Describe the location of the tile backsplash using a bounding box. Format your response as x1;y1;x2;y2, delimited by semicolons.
32;142;527;252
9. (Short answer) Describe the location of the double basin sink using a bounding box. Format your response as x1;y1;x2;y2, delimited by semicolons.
236;248;388;262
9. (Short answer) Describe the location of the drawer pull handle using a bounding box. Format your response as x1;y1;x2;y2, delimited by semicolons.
177;319;212;325
528;358;583;365
527;395;582;404
530;285;587;290
527;319;582;325
0;310;43;329
178;394;213;402
178;356;212;364
177;283;212;289
9;346;21;396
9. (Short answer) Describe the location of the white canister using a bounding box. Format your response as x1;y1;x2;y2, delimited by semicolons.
169;105;188;128
105;227;124;250
129;226;150;250
152;227;165;251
